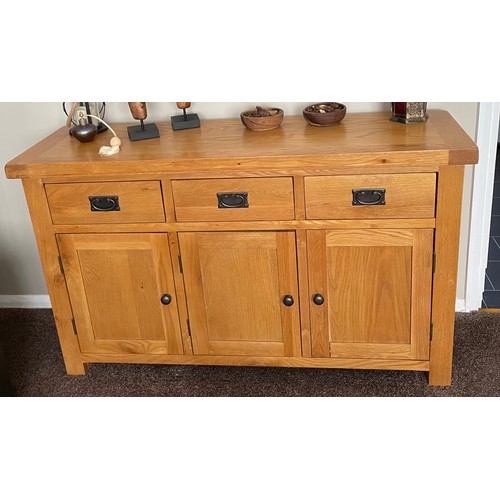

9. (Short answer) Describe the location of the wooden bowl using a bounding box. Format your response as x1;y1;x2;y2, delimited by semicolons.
240;107;284;131
303;102;346;126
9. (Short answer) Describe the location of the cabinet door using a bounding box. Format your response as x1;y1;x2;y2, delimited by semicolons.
179;231;301;357
57;234;184;355
308;229;433;360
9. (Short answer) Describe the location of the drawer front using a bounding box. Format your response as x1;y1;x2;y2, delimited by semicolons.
45;181;165;224
305;173;436;219
172;177;295;222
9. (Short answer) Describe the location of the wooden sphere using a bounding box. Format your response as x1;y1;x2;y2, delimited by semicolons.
110;136;121;147
176;102;191;110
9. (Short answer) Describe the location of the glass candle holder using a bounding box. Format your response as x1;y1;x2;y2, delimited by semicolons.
390;102;428;123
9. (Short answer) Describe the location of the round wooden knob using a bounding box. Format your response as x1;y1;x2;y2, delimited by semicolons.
176;102;191;110
128;102;148;120
110;136;121;147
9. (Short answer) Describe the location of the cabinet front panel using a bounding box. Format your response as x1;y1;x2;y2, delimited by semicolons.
328;245;411;344
304;173;436;219
57;234;183;355
172;177;295;222
46;181;165;224
179;231;301;357
308;229;433;360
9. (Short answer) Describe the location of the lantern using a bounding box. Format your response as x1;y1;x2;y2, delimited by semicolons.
390;102;428;123
63;102;107;132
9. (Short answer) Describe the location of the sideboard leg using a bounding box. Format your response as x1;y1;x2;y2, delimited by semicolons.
428;165;464;386
64;360;91;376
22;179;87;376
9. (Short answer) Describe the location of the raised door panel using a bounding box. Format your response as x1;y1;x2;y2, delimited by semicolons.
308;229;433;360
179;231;301;357
57;233;184;355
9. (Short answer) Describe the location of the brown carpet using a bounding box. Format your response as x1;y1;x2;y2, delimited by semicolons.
0;308;498;397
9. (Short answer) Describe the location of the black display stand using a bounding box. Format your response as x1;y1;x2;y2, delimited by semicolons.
171;109;201;131
127;120;160;141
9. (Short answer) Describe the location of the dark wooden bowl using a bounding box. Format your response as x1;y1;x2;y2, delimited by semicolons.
303;102;346;126
240;107;284;131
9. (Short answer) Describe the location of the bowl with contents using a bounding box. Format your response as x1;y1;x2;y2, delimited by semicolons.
240;106;284;131
303;102;346;126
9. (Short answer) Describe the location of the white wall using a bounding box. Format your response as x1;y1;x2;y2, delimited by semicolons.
0;102;478;304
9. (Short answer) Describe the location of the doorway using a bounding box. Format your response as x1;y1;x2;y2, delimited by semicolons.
465;102;500;311
482;144;500;308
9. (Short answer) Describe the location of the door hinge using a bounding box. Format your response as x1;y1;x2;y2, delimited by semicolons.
178;254;183;273
430;323;433;341
58;255;65;275
71;318;78;336
432;253;436;274
186;319;191;337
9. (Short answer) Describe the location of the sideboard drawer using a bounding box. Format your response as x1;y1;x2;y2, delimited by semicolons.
172;177;295;222
304;173;436;219
45;181;165;224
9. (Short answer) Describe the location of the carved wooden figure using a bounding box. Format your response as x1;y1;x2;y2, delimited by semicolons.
127;102;159;141
171;102;200;130
128;102;148;121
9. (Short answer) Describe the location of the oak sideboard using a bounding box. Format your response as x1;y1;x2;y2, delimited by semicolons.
5;110;479;386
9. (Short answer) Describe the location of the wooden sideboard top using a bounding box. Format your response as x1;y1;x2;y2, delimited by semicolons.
5;110;478;179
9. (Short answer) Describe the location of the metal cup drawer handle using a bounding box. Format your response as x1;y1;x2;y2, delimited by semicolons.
89;196;120;212
217;192;249;209
352;189;386;206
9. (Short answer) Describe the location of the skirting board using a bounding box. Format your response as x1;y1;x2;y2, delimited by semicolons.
0;295;469;312
0;295;52;308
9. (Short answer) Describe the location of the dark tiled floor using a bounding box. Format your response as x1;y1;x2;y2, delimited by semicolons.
482;144;500;308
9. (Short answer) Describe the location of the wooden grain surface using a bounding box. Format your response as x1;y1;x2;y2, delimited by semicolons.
80;352;430;371
7;110;478;383
57;233;184;355
308;229;433;361
429;165;465;385
172;177;294;222
22;179;88;375
304;173;436;219
45;181;165;224
178;231;301;357
5;111;478;179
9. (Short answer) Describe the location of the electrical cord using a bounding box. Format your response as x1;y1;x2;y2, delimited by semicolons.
85;114;121;156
